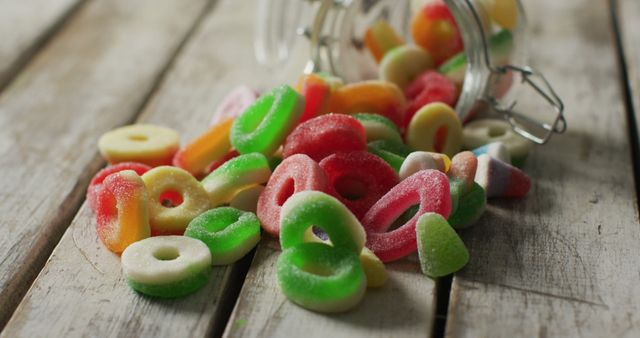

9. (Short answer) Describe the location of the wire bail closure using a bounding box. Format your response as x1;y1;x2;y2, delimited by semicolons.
299;0;566;144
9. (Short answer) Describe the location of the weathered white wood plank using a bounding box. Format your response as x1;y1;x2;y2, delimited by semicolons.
0;0;85;89
446;0;640;337
2;0;307;336
224;239;437;338
0;0;211;329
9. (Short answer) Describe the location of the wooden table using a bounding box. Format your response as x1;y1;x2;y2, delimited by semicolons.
0;0;638;337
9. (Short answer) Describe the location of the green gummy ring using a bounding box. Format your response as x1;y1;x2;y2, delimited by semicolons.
367;139;413;172
127;267;212;298
280;191;365;254
185;207;261;265
231;84;304;156
277;242;366;313
448;182;486;229
416;213;469;278
353;113;402;143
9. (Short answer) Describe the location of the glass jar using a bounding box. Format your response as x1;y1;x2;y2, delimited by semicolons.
256;0;566;144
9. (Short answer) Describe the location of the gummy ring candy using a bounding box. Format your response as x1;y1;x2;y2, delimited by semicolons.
367;139;414;172
87;162;151;212
448;182;486;229
277;242;366;313
295;73;334;123
353;113;402;143
280;191;366;254
471;142;511;164
362;169;451;262
406;102;462;157
98;124;180;167
475;154;531;198
185;207;261;265
206;149;241;174
363;20;405;63
463;119;532;167
229;185;264;214
328;81;407;127
319;151;398;219
359;247;387;288
121;236;212;298
404;71;458;127
416;213;469;278
141;166;210;235
480;0;518;30
201;153;271;207
399;151;450;180
172;118;233;176
210;86;259;126
257;154;329;236
448;151;478;194
379;45;434;90
411;1;464;65
94;170;150;254
282;114;367;162
231;84;304;156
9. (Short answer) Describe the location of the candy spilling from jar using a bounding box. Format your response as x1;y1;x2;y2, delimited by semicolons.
87;0;532;312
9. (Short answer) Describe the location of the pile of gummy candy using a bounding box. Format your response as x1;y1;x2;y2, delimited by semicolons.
87;0;531;312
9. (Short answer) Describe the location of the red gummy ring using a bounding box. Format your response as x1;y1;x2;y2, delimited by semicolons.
319;151;398;220
362;169;451;262
404;71;457;127
257;154;330;236
282;114;367;162
87;162;151;212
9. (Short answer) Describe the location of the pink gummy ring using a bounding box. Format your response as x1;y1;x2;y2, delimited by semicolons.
257;154;330;236
87;162;151;212
282;114;367;162
319;151;398;220
362;169;451;262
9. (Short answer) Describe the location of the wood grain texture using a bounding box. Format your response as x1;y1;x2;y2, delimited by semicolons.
0;0;210;329
2;0;307;336
445;0;640;337
223;239;437;338
0;0;85;89
620;0;640;142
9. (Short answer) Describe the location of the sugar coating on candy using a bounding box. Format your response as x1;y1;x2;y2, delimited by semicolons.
231;84;304;156
480;0;518;29
463;119;532;167
328;81;407;127
359;247;387;287
379;45;434;91
95;170;150;254
472;142;511;164
201;152;271;207
229;185;264;213
475;154;531;198
173;118;233;176
404;71;457;127
185;207;261;265
416;213;469;278
411;1;463;65
206;149;240;174
406;102;462;157
448;182;486;229
277;242;366;313
141;166;210;235
320;151;399;219
399;151;449;180
121;236;212;298
296;73;333;123
87;162;151;212
364;20;405;63
280;191;366;254
283;114;367;162
257;154;330;236
353;113;402;143
98;124;180;167
448;151;478;194
368;139;414;172
362;169;451;262
210;86;259;126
